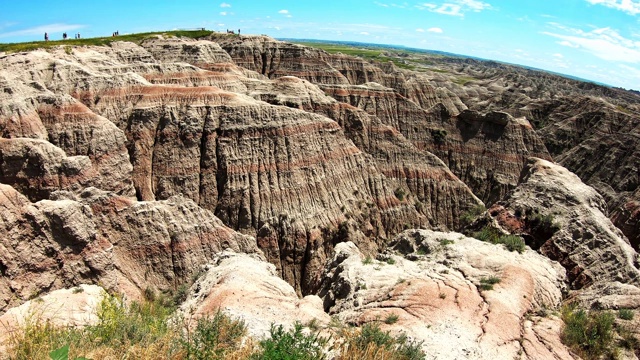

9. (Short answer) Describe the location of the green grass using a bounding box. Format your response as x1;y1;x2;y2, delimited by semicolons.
618;308;635;321
0;30;214;53
452;76;476;86
561;305;617;360
479;276;501;291
384;314;400;325
292;41;417;70
472;226;526;253
459;205;486;227
252;323;328;360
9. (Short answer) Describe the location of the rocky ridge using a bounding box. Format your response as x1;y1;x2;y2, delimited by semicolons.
0;33;639;359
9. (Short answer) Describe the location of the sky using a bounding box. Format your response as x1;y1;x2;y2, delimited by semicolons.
1;0;639;90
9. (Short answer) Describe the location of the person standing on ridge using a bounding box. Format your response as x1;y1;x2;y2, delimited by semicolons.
44;32;49;41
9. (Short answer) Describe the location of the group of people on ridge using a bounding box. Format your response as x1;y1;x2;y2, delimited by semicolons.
44;32;81;41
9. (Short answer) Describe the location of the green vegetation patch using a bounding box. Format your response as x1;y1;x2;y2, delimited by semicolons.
473;226;526;253
0;30;213;54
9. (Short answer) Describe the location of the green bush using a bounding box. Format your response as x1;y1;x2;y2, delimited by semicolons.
479;276;501;291
182;311;247;360
459;205;486;227
473;226;526;253
252;322;327;360
500;235;526;253
473;226;501;243
352;323;425;360
618;308;634;320
561;306;616;360
384;314;399;325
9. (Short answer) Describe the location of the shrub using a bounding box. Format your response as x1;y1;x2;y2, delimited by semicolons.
618;308;634;320
386;258;396;265
431;129;447;143
561;305;616;360
394;188;406;201
439;239;454;246
479;276;501;291
252;322;328;360
473;226;501;243
459;205;486;227
500;235;526;253
384;314;399;325
362;256;373;265
341;323;425;360
182;311;247;360
473;226;526;253
529;213;560;234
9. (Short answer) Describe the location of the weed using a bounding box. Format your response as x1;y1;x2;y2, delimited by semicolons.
618;308;635;320
341;322;425;360
460;205;486;227
479;276;501;291
439;239;454;246
473;226;526;253
362;256;374;265
431;129;447;143
561;305;617;360
182;311;247;360
72;287;83;294
386;258;396;265
500;235;526;253
394;188;406;201
384;314;399;325
252;322;328;360
306;318;320;331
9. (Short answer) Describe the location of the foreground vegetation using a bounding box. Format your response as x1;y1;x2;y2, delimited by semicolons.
3;291;425;360
0;30;213;53
561;305;639;360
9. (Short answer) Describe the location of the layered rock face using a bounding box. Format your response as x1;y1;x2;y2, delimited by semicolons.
0;181;258;314
0;36;488;300
217;35;552;205
488;158;640;308
318;235;572;360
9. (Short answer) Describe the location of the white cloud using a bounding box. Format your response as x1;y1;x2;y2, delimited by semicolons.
428;27;444;33
375;1;390;6
416;28;425;32
360;31;370;35
558;40;580;48
220;2;231;7
553;53;564;58
278;9;289;14
585;0;640;15
0;23;84;38
220;12;227;16
544;25;640;62
416;0;491;16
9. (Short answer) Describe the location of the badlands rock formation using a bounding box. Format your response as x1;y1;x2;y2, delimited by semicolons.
1;32;640;359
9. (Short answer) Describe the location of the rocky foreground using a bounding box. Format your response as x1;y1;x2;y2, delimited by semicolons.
0;32;639;359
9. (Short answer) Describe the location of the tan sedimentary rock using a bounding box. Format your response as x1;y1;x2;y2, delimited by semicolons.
490;158;640;308
0;181;259;314
319;234;571;360
0;284;104;352
178;250;330;338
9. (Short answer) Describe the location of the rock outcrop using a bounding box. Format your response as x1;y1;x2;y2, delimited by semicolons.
178;250;330;338
488;158;640;308
0;181;259;314
319;235;571;359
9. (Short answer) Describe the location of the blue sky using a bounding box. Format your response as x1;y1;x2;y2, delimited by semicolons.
1;0;639;90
